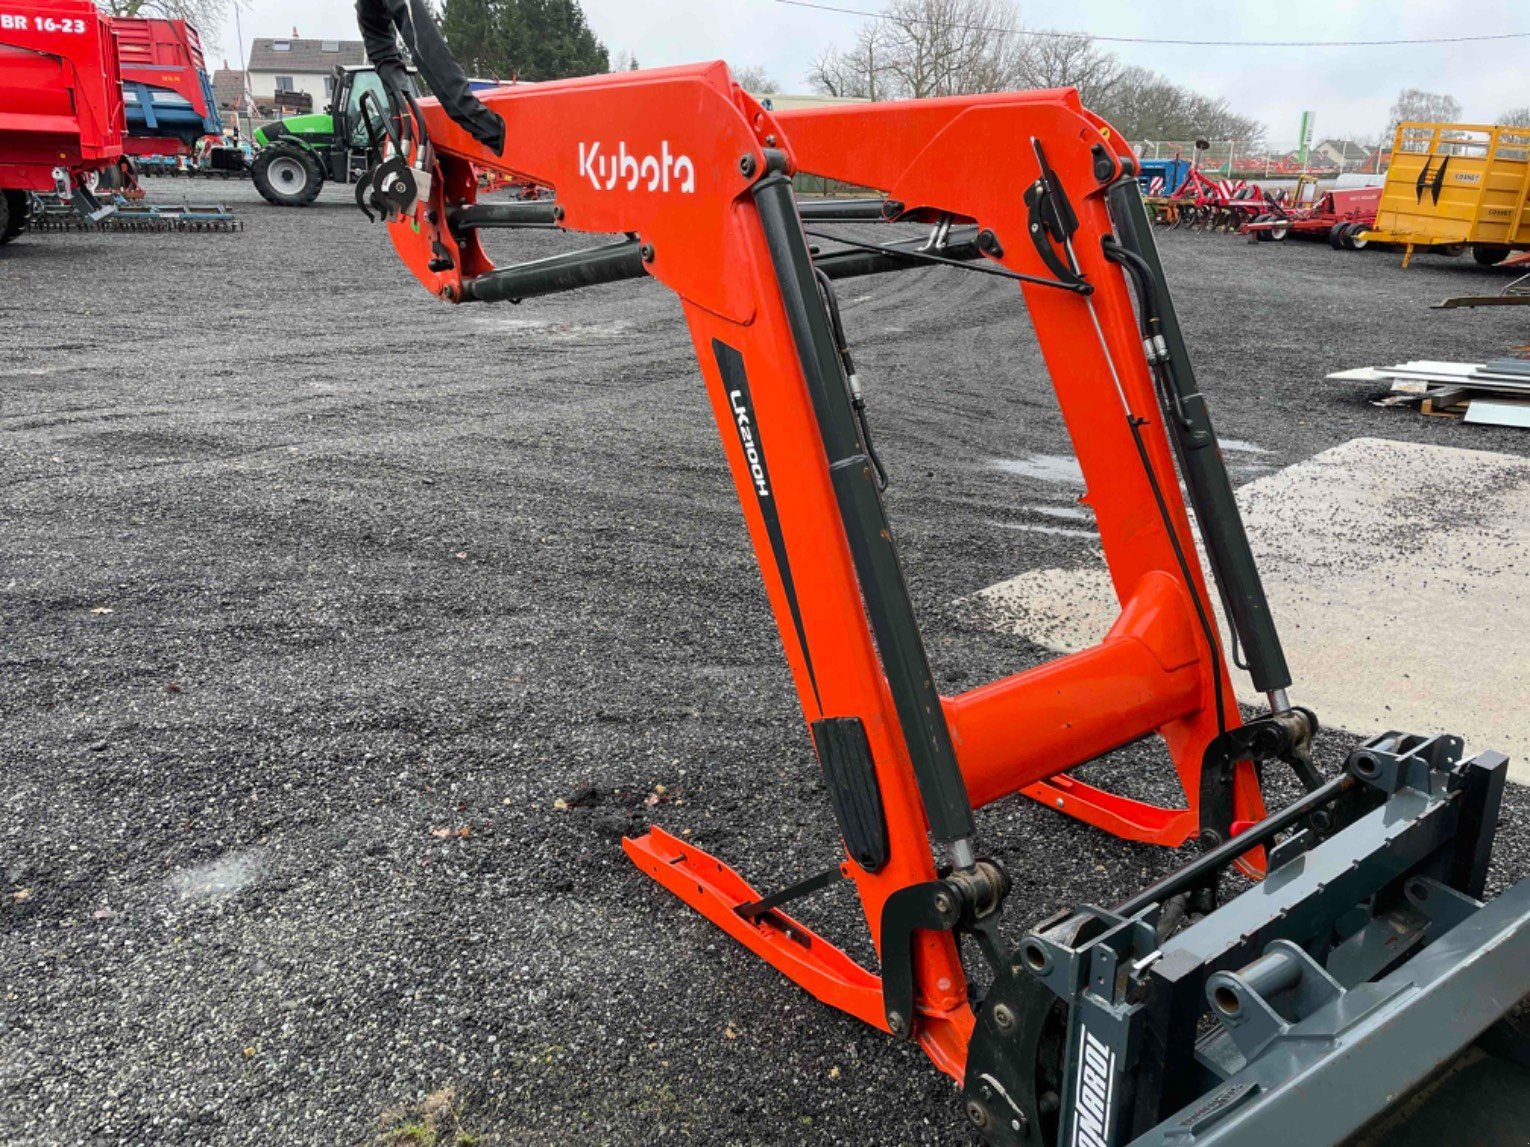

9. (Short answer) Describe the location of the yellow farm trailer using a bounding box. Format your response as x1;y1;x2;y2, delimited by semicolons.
1362;121;1530;266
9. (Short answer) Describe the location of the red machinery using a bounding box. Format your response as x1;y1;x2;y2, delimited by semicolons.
1244;177;1381;250
107;14;222;158
0;0;123;234
0;0;239;240
1149;167;1269;232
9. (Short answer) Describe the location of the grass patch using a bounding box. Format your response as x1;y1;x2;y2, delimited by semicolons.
378;1087;480;1147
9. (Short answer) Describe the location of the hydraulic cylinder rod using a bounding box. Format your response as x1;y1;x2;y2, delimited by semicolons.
459;239;647;303
797;197;890;221
446;200;562;229
1106;179;1293;697
752;159;978;853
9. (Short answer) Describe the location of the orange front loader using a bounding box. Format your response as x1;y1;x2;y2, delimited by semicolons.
334;9;1530;1146
355;51;1317;1077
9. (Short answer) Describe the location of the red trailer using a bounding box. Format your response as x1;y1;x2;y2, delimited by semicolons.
107;15;222;157
1244;178;1380;249
1;0;240;241
0;0;124;234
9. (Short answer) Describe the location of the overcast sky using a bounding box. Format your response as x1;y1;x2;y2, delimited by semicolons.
218;0;1529;143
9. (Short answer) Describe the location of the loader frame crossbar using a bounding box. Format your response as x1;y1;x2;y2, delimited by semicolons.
363;56;1530;1145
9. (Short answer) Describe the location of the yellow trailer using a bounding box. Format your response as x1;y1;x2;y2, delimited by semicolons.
1362;121;1530;266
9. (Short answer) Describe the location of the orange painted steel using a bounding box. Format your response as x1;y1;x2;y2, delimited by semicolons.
945;570;1205;826
381;64;1265;1083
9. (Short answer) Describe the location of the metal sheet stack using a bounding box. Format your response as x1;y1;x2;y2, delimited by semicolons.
1328;359;1530;427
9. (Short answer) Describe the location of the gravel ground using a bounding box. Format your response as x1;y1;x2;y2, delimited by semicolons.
3;178;1529;1145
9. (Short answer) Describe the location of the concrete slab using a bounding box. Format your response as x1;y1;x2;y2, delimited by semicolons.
965;438;1530;782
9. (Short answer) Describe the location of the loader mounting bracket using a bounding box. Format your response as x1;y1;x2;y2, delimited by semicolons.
880;861;1010;1040
1198;707;1319;845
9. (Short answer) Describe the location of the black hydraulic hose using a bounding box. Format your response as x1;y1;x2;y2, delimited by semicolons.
1105;178;1292;697
1106;238;1251;676
1101;239;1228;736
1124;413;1227;736
355;0;505;154
813;267;889;490
358;89;399;152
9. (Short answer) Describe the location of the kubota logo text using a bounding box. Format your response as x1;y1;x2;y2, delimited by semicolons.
578;141;696;194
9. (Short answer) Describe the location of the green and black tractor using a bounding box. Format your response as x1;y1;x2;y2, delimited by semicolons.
251;64;408;207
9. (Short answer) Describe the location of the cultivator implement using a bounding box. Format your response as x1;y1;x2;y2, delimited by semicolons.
352;1;1530;1140
1146;170;1268;233
27;191;242;232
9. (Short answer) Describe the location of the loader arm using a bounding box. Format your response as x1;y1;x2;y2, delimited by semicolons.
356;52;1530;1147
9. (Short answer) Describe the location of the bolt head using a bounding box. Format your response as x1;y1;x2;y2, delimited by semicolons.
965;1100;989;1129
739;154;756;176
639;243;655;263
933;893;953;915
993;1003;1015;1031
887;1011;907;1036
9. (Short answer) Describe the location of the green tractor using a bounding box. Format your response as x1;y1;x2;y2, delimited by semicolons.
251;65;405;207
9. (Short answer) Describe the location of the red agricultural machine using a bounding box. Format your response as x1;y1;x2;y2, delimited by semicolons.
1243;175;1381;250
346;1;1530;1142
108;15;230;164
1147;167;1270;232
0;0;122;238
0;0;238;243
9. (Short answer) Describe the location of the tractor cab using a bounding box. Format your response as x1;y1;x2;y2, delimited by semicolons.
250;64;417;206
328;64;404;165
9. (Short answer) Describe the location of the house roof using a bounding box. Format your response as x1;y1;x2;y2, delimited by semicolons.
247;37;366;73
1317;138;1370;162
211;68;246;110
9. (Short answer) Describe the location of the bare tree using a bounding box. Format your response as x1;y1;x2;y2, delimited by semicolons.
1387;88;1462;136
1013;31;1121;105
731;65;781;93
96;0;229;38
609;49;641;72
808;0;1022;100
1074;63;1263;146
802;0;1261;147
808;21;894;100
1497;107;1530;127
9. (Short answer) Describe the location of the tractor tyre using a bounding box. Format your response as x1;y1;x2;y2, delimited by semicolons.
0;190;25;244
1329;223;1348;249
1267;221;1290;242
253;144;324;207
1472;244;1511;267
1343;223;1369;251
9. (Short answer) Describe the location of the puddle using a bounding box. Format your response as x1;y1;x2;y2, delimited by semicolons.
1024;503;1092;522
991;520;1098;539
991;455;1084;484
1219;438;1271;455
168;848;270;903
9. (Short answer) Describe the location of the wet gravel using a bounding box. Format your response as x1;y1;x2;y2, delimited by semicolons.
2;178;1529;1145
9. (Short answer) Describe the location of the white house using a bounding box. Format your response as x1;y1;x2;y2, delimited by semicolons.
245;36;367;112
